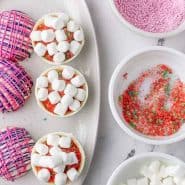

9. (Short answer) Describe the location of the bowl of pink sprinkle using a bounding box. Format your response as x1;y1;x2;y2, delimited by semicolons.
110;0;185;38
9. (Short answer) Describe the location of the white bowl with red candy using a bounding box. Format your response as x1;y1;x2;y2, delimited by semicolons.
31;132;85;185
109;46;185;145
35;65;88;117
30;13;85;65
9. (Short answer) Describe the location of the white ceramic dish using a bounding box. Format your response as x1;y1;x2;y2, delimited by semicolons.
32;12;85;65
31;132;86;185
0;0;100;185
106;152;185;185
109;0;185;38
35;65;89;118
109;46;185;145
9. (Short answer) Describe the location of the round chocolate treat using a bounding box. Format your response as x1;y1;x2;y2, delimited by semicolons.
0;10;34;62
0;59;33;112
0;127;35;181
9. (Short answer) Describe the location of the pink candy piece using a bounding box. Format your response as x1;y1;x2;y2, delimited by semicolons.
114;0;185;33
0;58;33;112
0;10;34;62
0;127;35;181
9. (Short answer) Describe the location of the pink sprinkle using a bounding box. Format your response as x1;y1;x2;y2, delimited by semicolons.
114;0;185;33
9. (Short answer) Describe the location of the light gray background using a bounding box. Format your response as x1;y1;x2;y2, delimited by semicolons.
84;1;185;185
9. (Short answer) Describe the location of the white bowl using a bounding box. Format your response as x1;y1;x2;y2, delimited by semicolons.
109;0;185;38
107;152;185;185
109;46;185;145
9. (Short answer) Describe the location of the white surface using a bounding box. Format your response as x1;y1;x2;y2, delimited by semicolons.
109;0;185;38
106;153;185;185
83;1;185;185
0;0;100;185
109;46;185;145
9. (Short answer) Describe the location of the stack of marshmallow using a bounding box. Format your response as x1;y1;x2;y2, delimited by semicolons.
122;160;185;185
32;134;81;185
31;13;84;64
36;66;87;116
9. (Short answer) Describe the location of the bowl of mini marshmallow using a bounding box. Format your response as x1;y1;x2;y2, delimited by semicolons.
107;152;185;185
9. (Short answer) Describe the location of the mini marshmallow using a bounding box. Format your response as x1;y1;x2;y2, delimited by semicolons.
140;165;153;179
39;157;51;168
65;152;78;165
69;100;81;112
55;30;67;42
62;66;75;80
52;79;66;91
59;13;69;24
34;43;47;56
54;103;68;116
150;174;162;185
39;156;62;168
158;165;167;179
37;88;48;101
67;20;80;32
49;146;63;156
58;41;70;52
163;177;175;185
148;160;161;174
36;76;48;88
74;30;84;42
47;42;58;56
174;177;184;184
35;143;49;155
137;177;149;185
46;150;68;164
71;75;85;87
70;40;81;55
37;169;50;182
47;70;59;83
60;152;68;164
75;88;86;101
60;95;73;107
67;168;79;182
47;134;60;146
55;173;67;185
41;29;55;43
48;91;61;104
31;153;41;166
53;52;65;64
165;165;185;178
53;164;66;173
30;31;41;41
127;178;137;185
44;15;57;27
52;17;65;30
64;84;77;97
59;136;72;148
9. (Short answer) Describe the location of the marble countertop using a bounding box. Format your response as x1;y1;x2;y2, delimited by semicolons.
84;0;185;185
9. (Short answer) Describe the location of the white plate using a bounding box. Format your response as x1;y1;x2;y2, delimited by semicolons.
0;0;100;185
107;152;185;185
109;0;185;38
109;46;185;145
